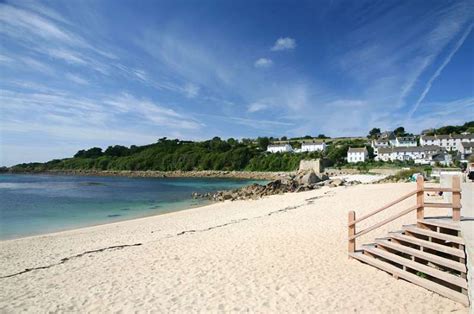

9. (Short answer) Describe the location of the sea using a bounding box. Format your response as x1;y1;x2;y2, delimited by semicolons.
0;173;264;240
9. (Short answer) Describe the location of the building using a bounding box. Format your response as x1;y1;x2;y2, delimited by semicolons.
347;147;368;163
300;140;326;152
379;131;397;146
375;145;441;163
371;139;390;154
266;144;293;153
420;133;474;151
393;136;417;147
459;142;474;160
431;153;453;167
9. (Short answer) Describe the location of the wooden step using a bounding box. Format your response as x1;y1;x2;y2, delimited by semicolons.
403;226;465;245
418;219;461;232
349;252;469;306
375;239;466;273
363;246;467;289
389;233;465;258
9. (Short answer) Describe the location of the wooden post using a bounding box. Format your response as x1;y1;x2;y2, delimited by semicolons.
416;176;424;221
348;210;356;255
452;176;461;221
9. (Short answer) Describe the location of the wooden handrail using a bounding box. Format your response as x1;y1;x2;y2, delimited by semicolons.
348;189;417;226
423;187;461;193
348;175;463;256
349;205;419;240
424;202;461;209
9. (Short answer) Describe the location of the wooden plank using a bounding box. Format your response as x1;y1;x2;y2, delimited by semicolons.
348;190;417;226
424;203;459;209
349;205;418;240
403;226;465;245
418;219;461;231
417;176;424;221
375;239;466;273
363;246;467;289
349;252;469;306
424;187;461;193
389;233;465;258
348;211;356;254
452;176;461;221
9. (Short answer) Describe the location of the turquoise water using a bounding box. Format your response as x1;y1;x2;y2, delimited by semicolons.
0;174;264;240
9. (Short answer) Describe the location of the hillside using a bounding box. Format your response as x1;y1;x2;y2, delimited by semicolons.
8;137;369;173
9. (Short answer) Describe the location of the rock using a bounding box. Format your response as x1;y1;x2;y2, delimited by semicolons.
298;171;321;185
327;178;344;187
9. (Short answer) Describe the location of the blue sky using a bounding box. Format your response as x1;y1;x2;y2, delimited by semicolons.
0;0;473;166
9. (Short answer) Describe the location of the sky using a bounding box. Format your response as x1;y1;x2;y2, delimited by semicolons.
0;0;473;166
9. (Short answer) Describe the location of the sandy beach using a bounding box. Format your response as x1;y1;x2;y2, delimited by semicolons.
0;182;468;313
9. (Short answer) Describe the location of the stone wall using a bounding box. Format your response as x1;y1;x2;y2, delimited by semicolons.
299;159;323;174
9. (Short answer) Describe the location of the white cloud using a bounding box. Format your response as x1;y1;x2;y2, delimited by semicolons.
271;37;296;51
46;48;87;65
407;23;473;119
0;4;80;45
254;58;273;68
247;101;268;112
66;73;89;85
182;83;200;98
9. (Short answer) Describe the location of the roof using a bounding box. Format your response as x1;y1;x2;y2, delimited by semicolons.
462;142;474;148
378;131;395;140
377;145;441;154
421;133;474;141
348;147;368;153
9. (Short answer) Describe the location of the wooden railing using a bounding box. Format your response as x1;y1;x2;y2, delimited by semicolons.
348;175;462;254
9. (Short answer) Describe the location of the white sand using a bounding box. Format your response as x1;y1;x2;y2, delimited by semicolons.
333;173;387;183
0;183;467;312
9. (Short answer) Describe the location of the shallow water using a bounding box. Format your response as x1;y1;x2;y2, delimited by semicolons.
0;174;264;240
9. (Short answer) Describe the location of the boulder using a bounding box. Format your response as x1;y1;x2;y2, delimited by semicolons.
328;178;344;187
299;171;321;185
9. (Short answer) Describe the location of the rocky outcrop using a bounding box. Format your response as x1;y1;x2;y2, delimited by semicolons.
192;170;361;202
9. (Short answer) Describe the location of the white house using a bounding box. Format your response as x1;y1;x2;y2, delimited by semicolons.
266;144;293;153
371;139;390;154
420;134;474;151
460;142;474;160
347;147;368;163
394;136;417;147
375;145;441;163
378;131;397;146
300;140;326;152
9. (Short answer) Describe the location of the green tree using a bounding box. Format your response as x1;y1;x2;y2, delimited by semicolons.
256;137;270;150
367;128;381;139
394;127;406;137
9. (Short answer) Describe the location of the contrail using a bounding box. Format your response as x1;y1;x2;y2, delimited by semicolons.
407;23;473;119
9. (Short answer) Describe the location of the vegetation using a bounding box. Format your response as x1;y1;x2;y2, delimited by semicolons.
9;121;472;173
424;121;474;136
9;136;374;173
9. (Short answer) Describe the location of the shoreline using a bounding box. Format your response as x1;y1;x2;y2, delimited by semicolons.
5;169;289;180
0;197;216;243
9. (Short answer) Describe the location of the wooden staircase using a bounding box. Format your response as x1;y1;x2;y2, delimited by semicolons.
348;176;469;306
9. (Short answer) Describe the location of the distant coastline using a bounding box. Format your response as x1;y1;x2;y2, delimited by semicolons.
4;169;288;180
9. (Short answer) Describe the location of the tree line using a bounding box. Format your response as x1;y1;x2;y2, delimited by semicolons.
10;137;369;172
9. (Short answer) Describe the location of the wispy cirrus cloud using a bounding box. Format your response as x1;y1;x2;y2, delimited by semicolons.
66;73;89;85
407;23;473;119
